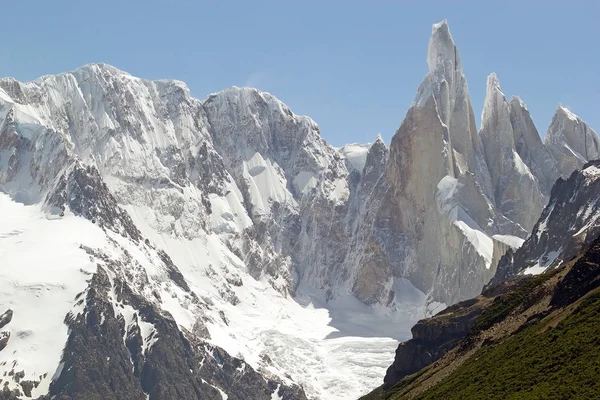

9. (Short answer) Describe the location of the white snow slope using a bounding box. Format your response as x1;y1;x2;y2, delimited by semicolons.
0;193;439;399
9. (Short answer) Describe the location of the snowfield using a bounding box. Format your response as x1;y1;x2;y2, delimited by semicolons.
123;203;441;399
0;193;439;400
0;194;107;397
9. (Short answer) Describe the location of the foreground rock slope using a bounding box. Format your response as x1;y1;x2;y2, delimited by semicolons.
361;234;600;399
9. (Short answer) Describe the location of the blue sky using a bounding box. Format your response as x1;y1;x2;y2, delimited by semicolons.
0;1;597;146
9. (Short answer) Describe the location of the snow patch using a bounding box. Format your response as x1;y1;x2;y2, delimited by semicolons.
563;141;587;163
513;151;535;179
454;219;493;268
583;165;600;178
242;152;297;215
536;204;555;238
209;186;252;234
436;176;493;268
436;175;460;215
559;105;579;121
522;250;561;275
492;234;525;249
293;171;318;195
339;143;370;172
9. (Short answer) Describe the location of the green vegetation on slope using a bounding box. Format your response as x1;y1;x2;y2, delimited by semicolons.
414;291;600;400
469;273;555;334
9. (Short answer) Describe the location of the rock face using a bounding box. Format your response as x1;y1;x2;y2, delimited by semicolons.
509;97;559;196
480;73;545;233
545;105;600;179
491;160;600;284
0;22;596;311
0;310;11;353
361;22;599;305
50;267;306;400
382;296;487;390
369;22;534;305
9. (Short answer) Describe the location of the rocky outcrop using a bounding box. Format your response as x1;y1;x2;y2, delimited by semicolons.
380;275;531;391
46;163;142;241
0;309;13;353
545;105;600;179
0;310;12;330
382;297;483;390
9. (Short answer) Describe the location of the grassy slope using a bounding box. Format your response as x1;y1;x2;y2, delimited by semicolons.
411;291;600;400
360;242;600;400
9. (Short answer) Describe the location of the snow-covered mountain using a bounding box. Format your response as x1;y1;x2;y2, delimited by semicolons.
0;20;598;400
0;64;431;400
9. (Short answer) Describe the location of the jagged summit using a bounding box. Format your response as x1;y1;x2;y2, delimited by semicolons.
509;95;528;110
508;94;560;196
556;104;579;121
427;19;460;74
481;72;507;124
73;62;131;76
480;71;546;233
485;72;502;92
374;132;385;145
205;85;320;133
545;103;600;178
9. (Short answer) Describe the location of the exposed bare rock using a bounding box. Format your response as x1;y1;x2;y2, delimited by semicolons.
509;96;559;196
480;73;546;233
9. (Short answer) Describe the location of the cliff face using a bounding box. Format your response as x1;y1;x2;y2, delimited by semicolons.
479;74;546;233
370;22;545;305
509;97;559;196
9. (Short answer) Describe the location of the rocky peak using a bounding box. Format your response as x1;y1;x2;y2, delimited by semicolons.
373;132;385;145
72;62;132;78
545;104;600;178
373;21;503;305
427;20;461;76
202;85;346;206
508;96;559;196
481;73;513;149
361;134;388;184
480;73;545;233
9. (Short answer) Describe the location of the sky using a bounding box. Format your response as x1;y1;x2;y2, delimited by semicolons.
0;1;597;146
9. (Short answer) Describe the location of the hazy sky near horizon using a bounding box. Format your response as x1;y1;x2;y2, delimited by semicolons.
0;1;597;146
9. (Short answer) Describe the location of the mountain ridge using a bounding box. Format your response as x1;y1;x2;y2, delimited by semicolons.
0;20;599;400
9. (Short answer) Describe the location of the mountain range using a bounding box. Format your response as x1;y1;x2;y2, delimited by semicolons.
0;20;598;400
